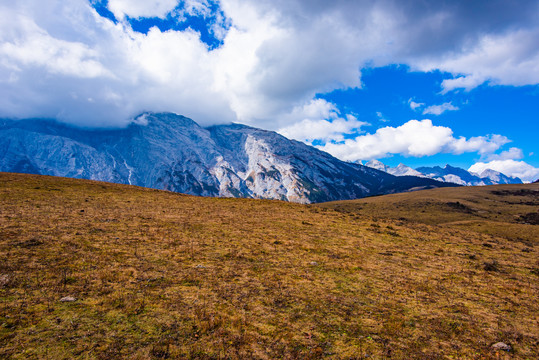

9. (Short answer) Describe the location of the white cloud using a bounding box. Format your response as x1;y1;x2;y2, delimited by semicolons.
469;160;539;183
409;100;424;110
0;9;111;79
278;99;367;142
440;75;485;94
0;0;235;126
181;0;212;17
318;119;508;161
422;102;459;115
376;111;389;122
0;0;538;129
107;0;180;20
486;147;524;161
415;28;539;93
447;134;509;155
278;116;365;143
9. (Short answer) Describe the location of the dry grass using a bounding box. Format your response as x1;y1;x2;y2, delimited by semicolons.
0;173;537;359
320;184;539;246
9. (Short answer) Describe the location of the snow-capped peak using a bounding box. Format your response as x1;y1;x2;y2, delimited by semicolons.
366;159;522;186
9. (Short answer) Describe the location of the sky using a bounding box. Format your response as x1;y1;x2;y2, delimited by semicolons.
0;0;538;181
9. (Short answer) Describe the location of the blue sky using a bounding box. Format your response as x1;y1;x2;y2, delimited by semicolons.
319;66;539;169
0;0;538;181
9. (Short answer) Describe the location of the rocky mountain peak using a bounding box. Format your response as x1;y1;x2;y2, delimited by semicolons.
0;112;455;203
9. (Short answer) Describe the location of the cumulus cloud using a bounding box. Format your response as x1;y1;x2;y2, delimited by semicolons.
318;119;508;161
278;116;365;143
419;29;539;93
422;102;459;115
469;160;539;183
107;0;180;20
278;99;367;142
0;0;538;129
0;0;235;126
0;18;111;79
485;147;524;161
180;0;213;17
447;134;509;155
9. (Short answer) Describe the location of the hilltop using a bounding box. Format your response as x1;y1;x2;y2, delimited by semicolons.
0;173;537;359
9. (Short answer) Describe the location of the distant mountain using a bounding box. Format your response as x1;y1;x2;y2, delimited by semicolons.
365;160;425;177
0;112;454;203
364;159;388;172
417;165;522;186
365;160;522;186
476;168;523;185
417;165;487;185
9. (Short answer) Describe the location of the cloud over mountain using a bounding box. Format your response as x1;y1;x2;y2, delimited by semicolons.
1;0;538;127
0;0;537;173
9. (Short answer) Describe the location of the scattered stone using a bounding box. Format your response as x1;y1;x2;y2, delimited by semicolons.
309;261;318;266
59;296;77;302
0;274;9;287
195;264;206;269
15;238;43;248
491;342;511;352
483;260;500;272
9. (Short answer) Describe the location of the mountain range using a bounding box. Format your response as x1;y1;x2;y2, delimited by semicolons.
365;160;522;186
0;112;455;203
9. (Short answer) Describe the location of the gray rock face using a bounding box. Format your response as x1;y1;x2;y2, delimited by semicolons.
0;112;453;203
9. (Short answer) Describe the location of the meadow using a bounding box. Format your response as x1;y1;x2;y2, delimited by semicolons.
0;173;537;359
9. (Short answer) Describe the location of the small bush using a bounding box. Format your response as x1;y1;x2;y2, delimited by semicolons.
483;260;500;272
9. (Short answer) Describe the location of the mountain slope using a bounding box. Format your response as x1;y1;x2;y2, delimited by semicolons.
0;112;453;203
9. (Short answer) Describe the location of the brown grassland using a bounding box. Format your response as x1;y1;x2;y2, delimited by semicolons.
0;172;537;359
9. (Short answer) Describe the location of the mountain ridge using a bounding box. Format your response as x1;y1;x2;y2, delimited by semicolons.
365;160;522;186
0;112;454;203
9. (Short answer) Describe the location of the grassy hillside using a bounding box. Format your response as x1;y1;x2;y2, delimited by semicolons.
0;173;537;359
319;184;539;245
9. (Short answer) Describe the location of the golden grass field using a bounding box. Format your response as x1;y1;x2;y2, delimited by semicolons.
0;172;537;359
